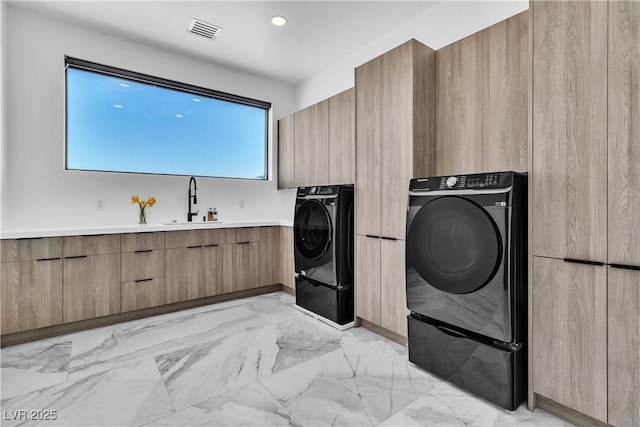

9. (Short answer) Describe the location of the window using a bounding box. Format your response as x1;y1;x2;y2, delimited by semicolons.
65;57;270;179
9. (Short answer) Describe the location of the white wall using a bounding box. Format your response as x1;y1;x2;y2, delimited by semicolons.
2;5;297;232
295;0;528;110
1;1;7;233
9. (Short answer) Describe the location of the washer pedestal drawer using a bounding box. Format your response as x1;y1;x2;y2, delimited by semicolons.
295;276;353;325
408;314;526;411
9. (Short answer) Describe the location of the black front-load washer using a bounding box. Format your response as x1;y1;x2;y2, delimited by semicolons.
294;184;354;325
405;171;527;410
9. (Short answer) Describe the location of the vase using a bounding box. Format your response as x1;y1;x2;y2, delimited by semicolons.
139;209;147;225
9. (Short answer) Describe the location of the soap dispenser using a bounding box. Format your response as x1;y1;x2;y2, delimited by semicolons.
207;208;214;221
213;208;218;221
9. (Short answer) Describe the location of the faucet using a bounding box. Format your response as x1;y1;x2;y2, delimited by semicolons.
187;176;198;222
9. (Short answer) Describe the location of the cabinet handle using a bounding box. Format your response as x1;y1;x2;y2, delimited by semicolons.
380;236;398;241
610;263;640;271
134;249;153;253
204;244;219;247
365;234;379;239
237;241;251;245
17;237;43;240
187;245;202;249
65;255;88;260
563;258;604;266
36;257;61;262
134;278;153;283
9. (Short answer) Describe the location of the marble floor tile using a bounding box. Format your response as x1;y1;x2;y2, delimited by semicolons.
0;358;174;427
245;292;301;324
1;339;71;399
146;381;300;427
390;381;575;427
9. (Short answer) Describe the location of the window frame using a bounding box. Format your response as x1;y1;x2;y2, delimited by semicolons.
64;56;271;180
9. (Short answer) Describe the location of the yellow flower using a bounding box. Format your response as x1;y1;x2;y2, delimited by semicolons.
131;195;139;204
147;197;156;207
140;200;147;208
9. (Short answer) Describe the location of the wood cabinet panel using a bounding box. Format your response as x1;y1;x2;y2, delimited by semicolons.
1;259;62;334
608;266;640;427
165;247;201;304
311;100;329;186
202;243;235;296
165;230;203;249
328;88;355;185
532;0;607;261
380;238;407;337
236;227;260;243
121;278;165;312
482;10;529;172
236;241;260;291
381;42;413;240
121;232;165;252
202;228;236;246
436;33;483;176
1;237;61;263
278;114;295;189
279;226;295;290
355;235;380;324
63;234;120;257
63;254;120;323
121;249;164;282
259;227;279;286
608;0;640;266
294;106;314;188
532;257;607;422
355;57;382;236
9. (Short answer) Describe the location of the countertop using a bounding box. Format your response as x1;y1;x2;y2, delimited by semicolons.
0;220;293;239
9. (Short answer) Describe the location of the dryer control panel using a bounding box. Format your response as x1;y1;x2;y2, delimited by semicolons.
410;172;514;192
296;186;339;197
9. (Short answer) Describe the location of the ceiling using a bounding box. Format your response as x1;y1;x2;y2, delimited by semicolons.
7;1;526;86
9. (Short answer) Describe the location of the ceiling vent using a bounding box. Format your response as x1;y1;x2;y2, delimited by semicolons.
187;18;222;40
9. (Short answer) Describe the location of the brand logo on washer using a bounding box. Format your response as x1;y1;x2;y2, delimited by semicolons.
417;178;429;182
495;202;507;207
301;269;306;276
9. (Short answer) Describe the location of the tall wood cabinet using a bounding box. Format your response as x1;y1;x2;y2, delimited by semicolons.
531;1;639;425
1;238;62;334
277;115;295;189
436;11;529;176
355;39;435;338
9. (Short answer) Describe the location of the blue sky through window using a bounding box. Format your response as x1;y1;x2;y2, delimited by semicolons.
66;68;267;179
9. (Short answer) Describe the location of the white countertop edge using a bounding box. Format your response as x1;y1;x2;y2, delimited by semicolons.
1;220;293;239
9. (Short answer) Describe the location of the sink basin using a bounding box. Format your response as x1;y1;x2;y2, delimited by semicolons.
162;221;223;225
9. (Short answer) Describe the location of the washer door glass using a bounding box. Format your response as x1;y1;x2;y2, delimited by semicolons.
407;196;502;294
294;199;332;260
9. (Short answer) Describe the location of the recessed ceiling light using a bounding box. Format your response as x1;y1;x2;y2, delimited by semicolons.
113;104;123;109
176;114;184;118
271;15;287;26
119;83;130;88
192;98;201;103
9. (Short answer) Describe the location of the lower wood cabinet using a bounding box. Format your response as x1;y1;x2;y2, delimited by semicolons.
355;235;408;337
121;278;166;312
608;266;640;427
165;246;202;304
63;254;120;323
236;241;260;291
532;256;607;422
1;258;62;334
279;226;295;291
259;227;280;287
202;243;235;296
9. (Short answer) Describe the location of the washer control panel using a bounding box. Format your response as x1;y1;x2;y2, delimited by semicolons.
410;172;513;192
296;185;339;197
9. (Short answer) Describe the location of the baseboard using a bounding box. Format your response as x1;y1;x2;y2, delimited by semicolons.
280;284;295;296
1;284;284;347
357;317;408;346
535;394;611;427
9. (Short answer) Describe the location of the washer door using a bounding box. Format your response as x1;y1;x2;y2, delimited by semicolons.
407;196;502;294
294;199;332;261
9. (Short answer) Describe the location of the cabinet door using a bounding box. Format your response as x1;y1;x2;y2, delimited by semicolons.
355;57;381;236
279;226;295;290
259;227;280;286
121;249;164;282
380;42;413;240
294;106;313;188
608;266;640;427
1;237;61;263
608;0;640;266
311;100;329;186
63;254;120;323
436;33;483;175
165;247;201;303
482;11;529;172
202;243;235;296
532;257;607;422
355;235;380;324
380;238;408;337
236;242;260;291
532;0;607;261
121;278;166;312
328;88;355;185
278;114;296;189
63;234;120;257
1;259;62;334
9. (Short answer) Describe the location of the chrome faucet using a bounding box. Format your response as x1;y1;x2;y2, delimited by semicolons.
187;176;198;222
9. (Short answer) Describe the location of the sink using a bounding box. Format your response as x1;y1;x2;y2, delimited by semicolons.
162;221;223;225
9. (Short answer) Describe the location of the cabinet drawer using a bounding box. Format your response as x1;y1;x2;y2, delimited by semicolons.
165;230;202;248
121;232;165;252
63;234;120;257
236;227;260;243
1;237;62;263
121;278;166;311
202;228;236;246
121;249;165;282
